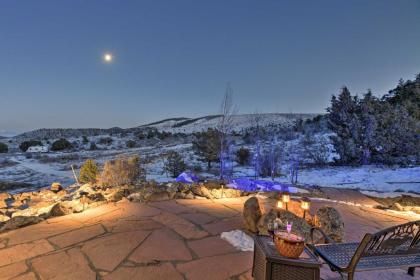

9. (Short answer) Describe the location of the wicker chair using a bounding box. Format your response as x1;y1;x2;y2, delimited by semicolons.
307;220;420;280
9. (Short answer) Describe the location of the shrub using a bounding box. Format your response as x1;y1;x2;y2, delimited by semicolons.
19;140;42;152
99;137;113;145
236;147;250;165
89;142;97;150
51;138;72;151
164;151;186;178
0;142;8;153
100;155;145;187
126;140;136;148
79;159;99;184
82;136;89;144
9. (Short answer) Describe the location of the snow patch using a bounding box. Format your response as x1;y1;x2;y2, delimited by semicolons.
220;230;254;252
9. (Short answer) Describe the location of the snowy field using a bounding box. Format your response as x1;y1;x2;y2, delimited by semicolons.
276;166;420;193
1;114;418;195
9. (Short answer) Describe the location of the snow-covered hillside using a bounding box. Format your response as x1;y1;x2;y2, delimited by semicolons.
140;113;317;134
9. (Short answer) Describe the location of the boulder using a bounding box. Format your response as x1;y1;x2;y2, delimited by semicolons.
127;192;142;202
11;201;61;219
144;190;171;202
257;209;311;241
191;184;213;199
102;187;129;202
314;206;345;243
0;192;11;200
191;182;243;199
59;200;85;213
50;182;63;193
211;187;242;199
0;200;7;209
243;197;262;233
0;214;10;223
256;209;278;235
0;216;43;232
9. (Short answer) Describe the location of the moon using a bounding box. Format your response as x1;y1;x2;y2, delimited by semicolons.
103;53;113;63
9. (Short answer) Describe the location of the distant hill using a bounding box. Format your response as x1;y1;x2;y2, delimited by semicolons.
15;113;320;139
15;127;125;140
139;113;318;133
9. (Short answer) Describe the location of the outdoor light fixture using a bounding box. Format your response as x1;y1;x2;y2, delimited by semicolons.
282;192;290;211
301;197;311;219
276;200;283;209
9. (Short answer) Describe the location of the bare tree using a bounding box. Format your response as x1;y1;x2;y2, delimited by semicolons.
251;111;263;179
218;83;235;180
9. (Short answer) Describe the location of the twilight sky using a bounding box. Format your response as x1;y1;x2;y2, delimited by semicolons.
1;0;419;133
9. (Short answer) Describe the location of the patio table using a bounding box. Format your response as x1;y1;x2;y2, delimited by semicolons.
252;235;321;280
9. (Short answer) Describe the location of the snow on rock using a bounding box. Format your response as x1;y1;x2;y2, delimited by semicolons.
176;172;199;183
220;230;254;252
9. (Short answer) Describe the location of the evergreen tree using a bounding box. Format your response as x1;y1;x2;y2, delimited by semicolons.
51;138;72;151
0;142;8;153
164;151;186;178
19;140;42;152
79;159;99;184
357;91;379;164
236;147;250;166
192;128;220;169
327;87;360;164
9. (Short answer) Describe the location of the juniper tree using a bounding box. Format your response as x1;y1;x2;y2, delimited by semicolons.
79;159;99;184
164;151;186;178
236;147;250;166
327;87;360;164
192;128;220;169
0;142;8;153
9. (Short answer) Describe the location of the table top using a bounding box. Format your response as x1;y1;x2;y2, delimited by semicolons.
255;235;321;268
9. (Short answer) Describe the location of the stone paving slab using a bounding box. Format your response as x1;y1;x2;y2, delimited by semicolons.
103;218;163;233
146;200;197;214
180;212;218;225
176;252;253;280
187;236;238;258
0;198;416;280
201;217;244;235
0;218;82;246
0;239;54;267
0;261;28;280
82;230;150;271
129;228;192;263
104;263;184;280
152;212;209;239
48;223;106;248
13;272;37;280
31;248;96;280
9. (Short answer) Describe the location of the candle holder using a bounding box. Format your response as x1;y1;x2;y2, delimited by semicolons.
300;197;311;219
282;192;290;211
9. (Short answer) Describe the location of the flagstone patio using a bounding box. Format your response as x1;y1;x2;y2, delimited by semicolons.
0;197;417;280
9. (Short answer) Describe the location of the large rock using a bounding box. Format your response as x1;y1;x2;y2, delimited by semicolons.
0;200;7;209
0;192;11;200
102;187;130;202
59;200;85;213
257;209;278;235
314;206;345;242
243;197;262;233
191;182;243;199
0;216;43;232
191;184;213;199
257;209;311;241
0;213;10;223
11;202;64;219
50;182;63;193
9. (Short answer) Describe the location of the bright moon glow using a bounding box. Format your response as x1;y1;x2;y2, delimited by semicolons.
103;53;113;62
